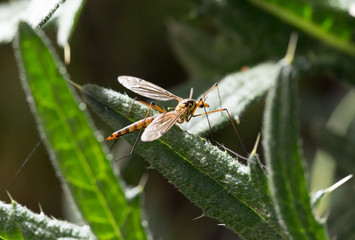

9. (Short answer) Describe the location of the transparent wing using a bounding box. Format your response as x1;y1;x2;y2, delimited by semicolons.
141;110;186;142
118;76;182;101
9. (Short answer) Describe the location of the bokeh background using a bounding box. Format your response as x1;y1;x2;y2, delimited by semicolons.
1;0;355;239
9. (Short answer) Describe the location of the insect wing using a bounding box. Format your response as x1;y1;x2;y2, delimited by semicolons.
141;110;185;142
118;76;182;101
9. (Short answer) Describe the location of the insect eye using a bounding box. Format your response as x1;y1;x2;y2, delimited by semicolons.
199;104;204;108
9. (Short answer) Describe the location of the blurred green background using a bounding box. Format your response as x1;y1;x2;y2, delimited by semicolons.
1;0;355;239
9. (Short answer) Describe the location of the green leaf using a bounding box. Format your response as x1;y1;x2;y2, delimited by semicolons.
248;153;280;231
263;61;328;239
169;2;355;87
0;200;93;240
81;84;286;239
248;0;355;56
167;8;292;80
13;21;147;240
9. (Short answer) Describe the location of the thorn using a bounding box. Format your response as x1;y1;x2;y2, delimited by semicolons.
38;203;43;213
6;190;14;202
67;78;82;90
326;174;353;193
64;42;71;65
192;213;205;221
189;87;194;99
283;32;298;64
235;115;240;124
146;165;154;170
138;173;149;191
251;133;261;156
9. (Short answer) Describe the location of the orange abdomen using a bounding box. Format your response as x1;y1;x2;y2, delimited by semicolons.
105;116;156;141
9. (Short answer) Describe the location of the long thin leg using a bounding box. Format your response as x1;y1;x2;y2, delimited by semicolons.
110;98;166;151
190;83;222;141
193;108;247;155
190;83;222;140
201;105;215;142
135;99;167;113
120;98;166;129
200;83;222;110
113;102;155;162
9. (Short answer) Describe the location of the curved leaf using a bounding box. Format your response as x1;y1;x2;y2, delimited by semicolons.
0;200;93;240
263;61;327;239
249;0;355;56
82;84;286;239
14;21;147;240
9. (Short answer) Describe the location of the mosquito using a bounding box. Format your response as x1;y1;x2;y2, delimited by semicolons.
105;76;244;160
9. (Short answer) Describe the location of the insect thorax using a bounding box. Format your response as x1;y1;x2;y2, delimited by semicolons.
176;99;197;120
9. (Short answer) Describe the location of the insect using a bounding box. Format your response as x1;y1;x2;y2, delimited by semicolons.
105;76;244;158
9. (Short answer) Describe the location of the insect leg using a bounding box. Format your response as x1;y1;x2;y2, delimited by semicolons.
110;98;165;150
136;99;167;113
193;108;247;155
109;98;137;150
113;102;155;162
200;83;222;109
190;83;223;141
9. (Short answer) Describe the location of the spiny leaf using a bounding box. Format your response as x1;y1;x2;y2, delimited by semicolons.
14;21;147;240
82;84;285;239
0;200;93;240
263;60;327;239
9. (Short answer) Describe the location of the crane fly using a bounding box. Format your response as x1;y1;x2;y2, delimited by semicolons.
105;76;244;160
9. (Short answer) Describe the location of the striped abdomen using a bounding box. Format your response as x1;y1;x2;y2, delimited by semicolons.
105;116;157;141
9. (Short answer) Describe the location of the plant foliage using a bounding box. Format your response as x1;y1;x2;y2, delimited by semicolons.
0;0;354;239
